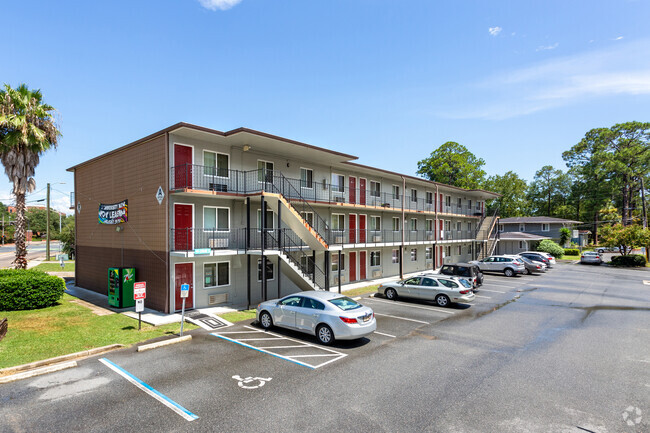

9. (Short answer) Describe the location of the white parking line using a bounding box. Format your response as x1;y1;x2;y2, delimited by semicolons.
290;354;342;358
255;345;307;349
374;331;396;338
237;337;286;341
482;283;518;288
215;331;264;334
478;289;506;294
374;313;429;324
365;297;455;314
475;295;491;299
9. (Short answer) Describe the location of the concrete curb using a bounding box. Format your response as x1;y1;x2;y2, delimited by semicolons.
137;335;192;352
0;344;124;378
0;361;78;384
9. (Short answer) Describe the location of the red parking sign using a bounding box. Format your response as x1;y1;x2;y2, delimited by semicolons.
134;282;146;300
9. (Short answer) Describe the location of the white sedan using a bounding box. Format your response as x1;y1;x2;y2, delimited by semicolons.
378;275;475;307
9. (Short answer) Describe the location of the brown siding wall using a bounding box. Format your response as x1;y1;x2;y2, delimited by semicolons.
74;134;169;312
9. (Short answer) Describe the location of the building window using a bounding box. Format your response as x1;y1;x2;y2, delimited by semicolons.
392;185;400;200
519;223;526;232
300;211;314;226
445;196;451;207
456;221;462;232
203;151;229;177
468;199;472;210
332;174;345;192
331;214;345;231
426;191;433;204
392;249;399;264
519;240;528;249
499;224;504;232
410;218;417;231
370;251;381;267
410;248;417;261
204;207;230;231
457;197;462;208
257;209;275;230
370;181;380;197
392;217;400;232
426;219;433;231
411;188;417;202
476;201;481;210
444;220;451;231
370;216;381;231
332;253;346;272
425;247;433;260
257;160;274;182
204;262;229;288
257;259;274;281
541;223;550;232
457;245;462;255
446;246;451;256
467;222;472;232
300;168;313;189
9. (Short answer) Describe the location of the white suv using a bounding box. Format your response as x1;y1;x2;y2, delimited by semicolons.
470;255;526;277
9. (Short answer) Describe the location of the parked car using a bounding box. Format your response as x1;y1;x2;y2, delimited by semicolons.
580;251;603;265
256;291;376;345
534;252;557;266
469;255;526;277
378;275;476;307
518;255;546;274
520;252;554;268
596;246;620;253
437;263;484;288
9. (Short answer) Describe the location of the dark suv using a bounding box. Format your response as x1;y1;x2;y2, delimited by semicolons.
439;263;484;288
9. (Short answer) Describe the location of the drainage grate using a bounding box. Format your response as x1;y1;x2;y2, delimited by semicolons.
185;312;232;330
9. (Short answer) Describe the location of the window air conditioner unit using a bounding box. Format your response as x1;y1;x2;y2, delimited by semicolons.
334;276;347;285
334;236;345;244
427;234;434;241
209;238;229;248
372;270;382;278
372;235;382;242
334;196;345;203
209;183;228;192
208;293;228;305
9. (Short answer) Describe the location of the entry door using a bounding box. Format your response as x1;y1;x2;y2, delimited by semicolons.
359;178;366;206
359;251;367;280
349;251;357;282
174;204;193;250
439;220;444;240
174;263;194;311
359;214;367;243
349;214;357;243
174;144;193;189
349;176;356;204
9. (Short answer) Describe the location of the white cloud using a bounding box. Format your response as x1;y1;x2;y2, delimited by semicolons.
488;27;502;37
198;0;243;11
614;36;624;40
536;43;559;51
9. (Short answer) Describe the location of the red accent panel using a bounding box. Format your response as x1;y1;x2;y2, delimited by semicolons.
359;178;366;206
175;263;194;310
359;215;366;243
359;251;367;280
174;204;193;251
349;214;357;243
349;251;357;282
439;194;443;212
174;144;193;189
349;177;356;204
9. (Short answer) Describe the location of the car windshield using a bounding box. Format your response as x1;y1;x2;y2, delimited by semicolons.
457;266;470;276
328;296;362;311
457;279;472;288
438;279;459;288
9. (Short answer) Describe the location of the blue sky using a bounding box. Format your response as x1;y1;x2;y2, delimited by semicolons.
2;0;649;213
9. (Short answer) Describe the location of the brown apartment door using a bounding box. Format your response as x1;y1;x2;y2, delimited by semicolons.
175;263;194;311
349;176;356;204
349;214;357;243
359;251;367;280
174;144;193;189
359;178;366;206
359;214;366;243
349;251;357;282
174;204;193;251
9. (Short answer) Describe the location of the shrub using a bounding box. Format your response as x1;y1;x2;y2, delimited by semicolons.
536;239;564;258
0;269;65;311
564;248;580;256
610;254;647;267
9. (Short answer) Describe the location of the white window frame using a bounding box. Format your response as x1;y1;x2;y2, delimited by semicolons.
541;223;550;232
425;247;433;260
411;188;417;202
369;181;381;198
519;223;526;232
410;218;418;231
410;248;417;261
392;217;400;232
204;261;230;288
426;219;433;232
370;250;381;267
457;245;462;255
257;258;275;282
332;253;346;272
300;167;313;189
370;215;381;232
203;150;230;178
203;206;230;232
257;160;274;182
392;185;400;200
300;211;314;226
499;224;504;232
519;240;528;249
331;213;345;232
331;173;345;193
426;191;433;204
446;246;451;256
257;209;275;231
392;249;399;264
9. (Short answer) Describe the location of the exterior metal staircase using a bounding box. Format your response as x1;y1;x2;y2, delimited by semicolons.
475;209;499;260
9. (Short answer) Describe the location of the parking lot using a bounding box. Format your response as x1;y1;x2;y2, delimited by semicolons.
2;262;649;432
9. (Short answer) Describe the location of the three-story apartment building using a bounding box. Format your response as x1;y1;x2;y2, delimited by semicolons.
68;123;500;313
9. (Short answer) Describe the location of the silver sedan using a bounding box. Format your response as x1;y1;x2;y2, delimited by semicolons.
256;291;376;345
378;275;476;307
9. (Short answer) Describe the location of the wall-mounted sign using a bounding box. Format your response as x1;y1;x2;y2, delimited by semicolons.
194;248;211;255
156;186;165;205
99;200;128;224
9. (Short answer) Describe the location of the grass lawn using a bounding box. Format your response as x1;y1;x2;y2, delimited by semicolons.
559;255;580;261
32;262;76;272
219;309;257;324
342;284;380;297
0;293;197;369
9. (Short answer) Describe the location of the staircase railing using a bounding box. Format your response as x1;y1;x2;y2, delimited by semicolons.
474;207;499;260
265;228;327;290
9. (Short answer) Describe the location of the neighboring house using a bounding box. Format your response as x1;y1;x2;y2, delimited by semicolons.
495;216;582;254
68;123;499;313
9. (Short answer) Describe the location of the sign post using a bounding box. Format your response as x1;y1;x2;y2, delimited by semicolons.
134;282;146;331
180;283;189;336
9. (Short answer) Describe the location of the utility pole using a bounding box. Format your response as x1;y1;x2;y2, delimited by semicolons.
46;183;50;261
641;177;647;229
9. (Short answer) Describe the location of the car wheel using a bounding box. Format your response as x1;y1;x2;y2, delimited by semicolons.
316;324;334;345
598;249;604;253
385;288;398;300
435;294;450;307
259;311;273;329
504;268;514;277
525;268;532;275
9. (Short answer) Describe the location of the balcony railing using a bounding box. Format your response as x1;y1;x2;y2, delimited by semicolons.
170;165;484;217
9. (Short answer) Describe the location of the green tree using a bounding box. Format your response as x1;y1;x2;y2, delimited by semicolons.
25;208;63;237
416;142;486;189
59;216;75;258
483;171;529;218
559;227;571;246
0;84;60;268
527;166;571;216
536;239;564;258
599;224;650;255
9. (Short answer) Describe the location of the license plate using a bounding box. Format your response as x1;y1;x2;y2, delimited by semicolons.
362;315;370;322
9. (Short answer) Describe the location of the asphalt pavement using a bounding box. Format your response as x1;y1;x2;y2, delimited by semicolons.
1;262;648;432
0;241;61;268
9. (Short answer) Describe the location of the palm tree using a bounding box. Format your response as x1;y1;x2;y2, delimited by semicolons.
0;84;60;269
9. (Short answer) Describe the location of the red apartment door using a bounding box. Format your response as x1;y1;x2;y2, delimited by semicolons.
174;204;193;251
175;263;194;310
359;178;366;206
434;193;437;212
349;214;357;243
439;194;443;213
349;251;357;282
174;144;193;189
359;214;367;243
349;176;356;204
359;251;367;280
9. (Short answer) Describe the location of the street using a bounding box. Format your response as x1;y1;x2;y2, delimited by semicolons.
0;241;61;268
1;262;648;432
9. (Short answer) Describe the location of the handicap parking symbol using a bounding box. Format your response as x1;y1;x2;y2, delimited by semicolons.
232;375;272;390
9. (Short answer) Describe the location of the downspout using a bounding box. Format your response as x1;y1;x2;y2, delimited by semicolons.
164;131;170;314
435;184;439;268
400;176;405;279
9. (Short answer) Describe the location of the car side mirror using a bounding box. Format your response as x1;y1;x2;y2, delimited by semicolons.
276;301;282;306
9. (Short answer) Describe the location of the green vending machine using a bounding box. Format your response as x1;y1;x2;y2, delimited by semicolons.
108;267;136;308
